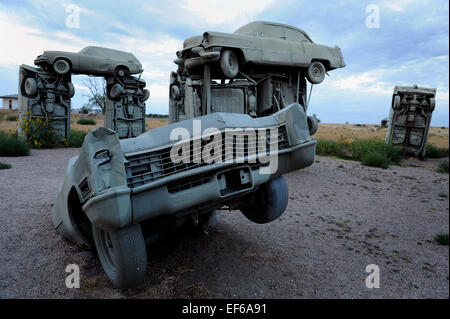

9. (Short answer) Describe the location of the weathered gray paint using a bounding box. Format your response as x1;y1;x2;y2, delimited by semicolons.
104;75;148;139
18;64;72;141
52;103;316;246
385;85;436;158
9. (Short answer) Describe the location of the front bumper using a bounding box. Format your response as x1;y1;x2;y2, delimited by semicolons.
184;47;220;70
82;140;316;231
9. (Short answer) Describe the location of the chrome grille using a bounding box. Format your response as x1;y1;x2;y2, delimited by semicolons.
125;125;289;189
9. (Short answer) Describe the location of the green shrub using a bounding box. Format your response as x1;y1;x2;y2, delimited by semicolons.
426;144;449;158
361;151;390;169
436;160;449;174
434;233;449;245
316;138;401;168
77;118;97;125
315;139;346;157
0;131;30;156
6;115;17;121
0;161;12;169
68;130;87;147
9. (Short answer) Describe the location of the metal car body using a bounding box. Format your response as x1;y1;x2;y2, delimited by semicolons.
52;102;316;247
385;85;436;158
34;46;143;76
179;21;345;74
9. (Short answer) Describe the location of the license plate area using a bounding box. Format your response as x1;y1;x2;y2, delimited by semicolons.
217;166;253;197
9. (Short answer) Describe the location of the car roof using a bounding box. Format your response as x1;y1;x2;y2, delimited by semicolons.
79;46;137;60
234;21;314;42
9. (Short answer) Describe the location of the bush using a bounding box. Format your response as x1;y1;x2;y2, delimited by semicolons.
434;233;449;245
361;151;390;169
426;144;449;158
315;139;346;157
316;138;401;168
0;131;30;156
6;115;17;121
19;115;59;148
68;130;87;147
436;160;449;174
77;118;97;125
0;161;12;169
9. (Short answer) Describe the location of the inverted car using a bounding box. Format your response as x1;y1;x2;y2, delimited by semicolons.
34;46;143;77
176;21;345;84
52;102;317;288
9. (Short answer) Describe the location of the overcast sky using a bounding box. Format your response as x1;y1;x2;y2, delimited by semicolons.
0;0;448;125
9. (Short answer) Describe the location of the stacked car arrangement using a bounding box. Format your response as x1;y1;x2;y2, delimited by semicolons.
13;21;348;288
19;46;150;141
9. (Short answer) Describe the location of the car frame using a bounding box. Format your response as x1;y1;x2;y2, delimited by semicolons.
176;21;345;84
34;46;143;77
52;102;316;287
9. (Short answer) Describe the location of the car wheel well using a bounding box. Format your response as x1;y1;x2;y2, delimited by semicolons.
311;59;329;70
67;187;93;245
54;57;72;68
115;65;130;73
221;47;245;65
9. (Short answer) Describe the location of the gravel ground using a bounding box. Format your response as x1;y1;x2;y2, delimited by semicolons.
0;148;448;298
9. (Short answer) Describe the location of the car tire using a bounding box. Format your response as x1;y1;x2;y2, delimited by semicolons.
141;89;150;102
115;66;129;78
109;83;124;100
92;224;147;288
240;176;289;224
53;59;71;75
220;49;239;78
66;82;75;98
306;61;326;84
170;85;180;100
429;97;435;111
23;77;37;97
393;95;401;109
307;115;319;136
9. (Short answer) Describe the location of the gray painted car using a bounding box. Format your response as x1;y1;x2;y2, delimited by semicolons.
176;21;345;84
52;102;316;287
34;46;143;77
385;85;436;158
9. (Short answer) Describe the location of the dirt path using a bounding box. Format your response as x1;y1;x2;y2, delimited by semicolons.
0;149;448;298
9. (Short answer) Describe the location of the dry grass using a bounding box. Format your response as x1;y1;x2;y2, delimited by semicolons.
315;123;449;149
1;110;447;148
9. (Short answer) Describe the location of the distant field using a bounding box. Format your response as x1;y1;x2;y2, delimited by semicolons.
1;110;448;149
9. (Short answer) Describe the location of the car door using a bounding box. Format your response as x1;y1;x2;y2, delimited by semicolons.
284;28;308;67
260;24;291;65
79;47;109;73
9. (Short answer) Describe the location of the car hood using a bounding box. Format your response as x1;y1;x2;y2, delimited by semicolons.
119;102;310;156
182;32;252;51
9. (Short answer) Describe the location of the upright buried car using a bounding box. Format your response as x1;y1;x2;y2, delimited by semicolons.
34;46;143;77
176;21;345;84
52;102;316;287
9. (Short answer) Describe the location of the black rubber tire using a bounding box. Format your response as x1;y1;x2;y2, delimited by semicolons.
53;59;70;75
240;176;289;224
306;61;326;84
23;77;37;97
66;82;75;98
109;83;124;100
307;115;319;136
220;49;239;78
92;224;147;288
115;66;129;78
393;95;401;109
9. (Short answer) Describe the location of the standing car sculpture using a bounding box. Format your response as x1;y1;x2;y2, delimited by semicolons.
385;85;436;158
